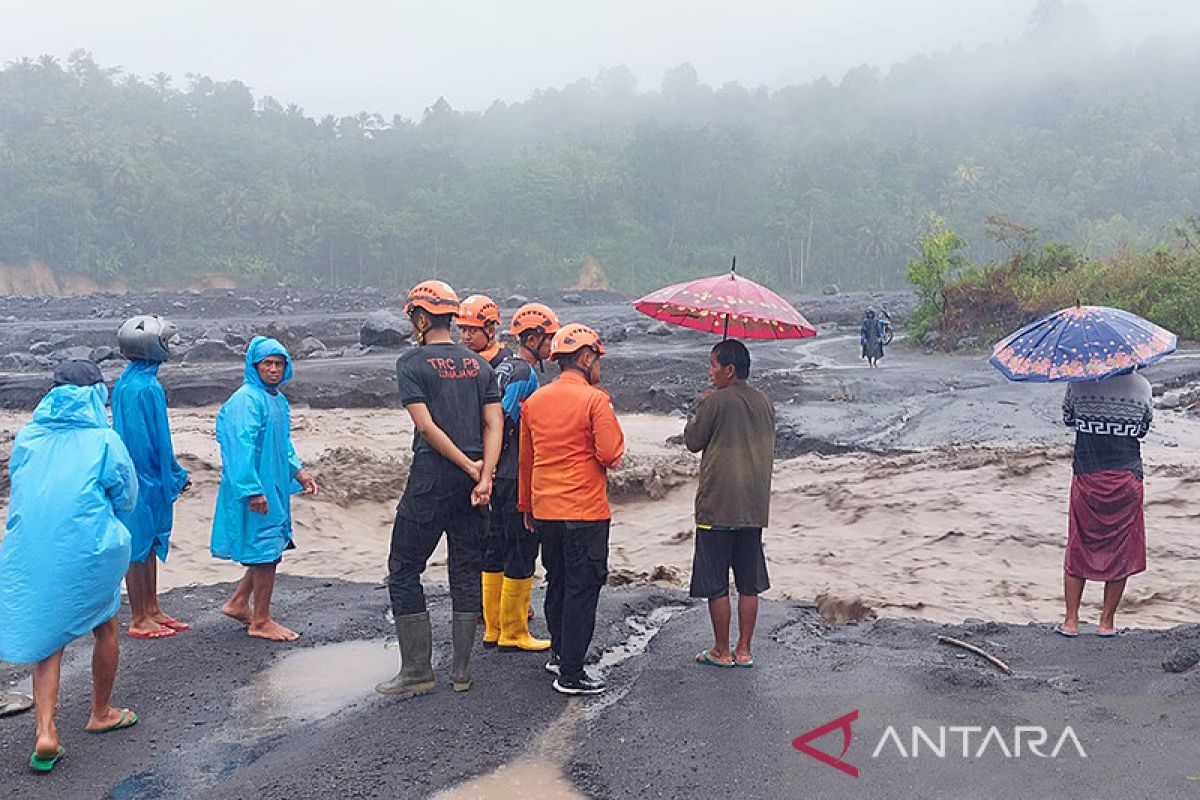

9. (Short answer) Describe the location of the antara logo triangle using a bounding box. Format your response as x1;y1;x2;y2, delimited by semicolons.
792;710;859;778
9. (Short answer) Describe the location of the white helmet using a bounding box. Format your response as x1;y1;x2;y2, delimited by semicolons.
117;315;179;362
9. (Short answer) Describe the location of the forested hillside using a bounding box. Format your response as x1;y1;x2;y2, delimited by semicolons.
0;1;1197;292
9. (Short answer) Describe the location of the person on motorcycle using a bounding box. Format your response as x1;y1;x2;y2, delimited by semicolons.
860;308;886;368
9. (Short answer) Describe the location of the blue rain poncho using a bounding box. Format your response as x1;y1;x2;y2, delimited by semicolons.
210;337;303;566
112;360;190;563
0;383;137;664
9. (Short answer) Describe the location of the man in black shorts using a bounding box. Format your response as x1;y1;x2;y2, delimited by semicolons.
683;339;775;669
377;280;503;696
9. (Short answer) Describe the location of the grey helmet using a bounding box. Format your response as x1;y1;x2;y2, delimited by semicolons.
117;315;179;362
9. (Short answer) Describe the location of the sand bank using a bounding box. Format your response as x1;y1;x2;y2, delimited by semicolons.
2;406;1196;628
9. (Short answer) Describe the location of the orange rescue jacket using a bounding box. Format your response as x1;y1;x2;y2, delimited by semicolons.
518;370;624;521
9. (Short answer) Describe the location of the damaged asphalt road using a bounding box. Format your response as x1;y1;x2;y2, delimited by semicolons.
3;577;1200;798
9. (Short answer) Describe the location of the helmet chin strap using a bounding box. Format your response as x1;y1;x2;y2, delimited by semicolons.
522;331;547;373
411;311;429;345
562;350;598;383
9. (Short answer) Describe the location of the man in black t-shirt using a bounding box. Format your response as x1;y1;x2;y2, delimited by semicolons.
377;280;503;697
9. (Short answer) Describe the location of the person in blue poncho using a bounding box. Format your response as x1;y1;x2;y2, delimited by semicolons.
211;337;317;642
0;361;141;773
113;315;192;640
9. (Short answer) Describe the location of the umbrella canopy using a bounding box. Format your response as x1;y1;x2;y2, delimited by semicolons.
989;305;1176;382
634;267;816;340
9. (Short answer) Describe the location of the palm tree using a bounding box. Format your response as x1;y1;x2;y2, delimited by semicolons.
150;72;172;95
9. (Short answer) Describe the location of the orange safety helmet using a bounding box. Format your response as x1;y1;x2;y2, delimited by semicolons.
457;294;501;328
509;303;561;337
550;323;605;358
405;280;460;316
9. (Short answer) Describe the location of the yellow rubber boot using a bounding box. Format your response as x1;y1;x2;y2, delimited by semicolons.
498;577;551;652
481;571;504;648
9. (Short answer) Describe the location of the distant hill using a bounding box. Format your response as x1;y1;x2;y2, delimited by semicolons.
0;1;1197;292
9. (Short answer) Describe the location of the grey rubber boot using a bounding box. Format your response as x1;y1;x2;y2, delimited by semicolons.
376;611;436;695
450;611;477;692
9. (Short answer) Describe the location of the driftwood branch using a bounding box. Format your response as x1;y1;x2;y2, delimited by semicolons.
936;634;1013;675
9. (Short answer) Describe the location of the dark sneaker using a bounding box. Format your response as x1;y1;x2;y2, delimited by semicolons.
553;673;606;696
544;652;561;676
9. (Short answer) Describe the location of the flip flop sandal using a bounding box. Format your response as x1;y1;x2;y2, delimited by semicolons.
127;626;177;640
735;657;754;668
29;746;64;773
159;617;190;632
1097;629;1128;639
1053;622;1078;639
87;709;138;734
695;650;735;668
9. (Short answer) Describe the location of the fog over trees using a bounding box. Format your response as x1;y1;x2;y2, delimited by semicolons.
0;1;1196;291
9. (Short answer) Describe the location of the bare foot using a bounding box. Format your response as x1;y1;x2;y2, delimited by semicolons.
221;601;252;625
248;620;300;642
85;706;136;732
34;731;59;759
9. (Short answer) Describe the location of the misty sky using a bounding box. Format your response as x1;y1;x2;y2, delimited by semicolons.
4;1;1198;119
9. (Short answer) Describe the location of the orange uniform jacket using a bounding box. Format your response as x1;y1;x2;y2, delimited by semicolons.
518;371;625;521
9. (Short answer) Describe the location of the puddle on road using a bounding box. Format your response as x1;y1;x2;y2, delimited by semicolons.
434;604;689;799
246;638;397;723
432;757;586;800
434;701;586;800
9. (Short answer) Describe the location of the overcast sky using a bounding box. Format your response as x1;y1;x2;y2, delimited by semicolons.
3;1;1198;119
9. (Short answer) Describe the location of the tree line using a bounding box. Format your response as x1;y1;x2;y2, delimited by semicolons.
0;1;1197;293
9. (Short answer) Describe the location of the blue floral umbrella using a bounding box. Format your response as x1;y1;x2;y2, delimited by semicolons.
989;305;1176;382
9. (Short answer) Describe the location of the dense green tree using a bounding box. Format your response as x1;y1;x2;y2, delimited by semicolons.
1;8;1199;292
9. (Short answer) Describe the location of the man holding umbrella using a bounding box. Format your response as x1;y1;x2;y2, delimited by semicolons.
684;340;775;667
989;304;1175;638
633;260;812;666
1059;371;1153;637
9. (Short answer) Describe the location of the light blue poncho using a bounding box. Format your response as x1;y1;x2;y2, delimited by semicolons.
112;360;189;563
0;382;137;663
210;337;303;566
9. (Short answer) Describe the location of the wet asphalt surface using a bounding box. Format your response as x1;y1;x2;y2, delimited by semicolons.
3;578;1200;799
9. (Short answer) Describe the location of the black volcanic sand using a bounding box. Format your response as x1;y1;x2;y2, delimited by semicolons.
3;287;1200;455
2;579;1200;798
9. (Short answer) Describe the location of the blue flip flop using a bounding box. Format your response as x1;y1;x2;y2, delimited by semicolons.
1053;622;1078;638
735;656;754;668
1097;629;1128;639
695;650;735;668
29;746;64;773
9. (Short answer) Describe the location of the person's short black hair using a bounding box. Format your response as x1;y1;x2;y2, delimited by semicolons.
554;349;584;370
411;308;453;330
711;339;750;380
53;359;103;387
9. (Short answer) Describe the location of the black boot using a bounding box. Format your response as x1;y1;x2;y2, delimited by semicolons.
450;612;477;692
376;611;435;695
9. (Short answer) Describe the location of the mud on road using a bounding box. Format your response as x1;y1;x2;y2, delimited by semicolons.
3;578;1200;798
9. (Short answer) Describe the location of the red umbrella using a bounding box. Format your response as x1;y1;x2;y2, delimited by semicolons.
634;259;816;340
